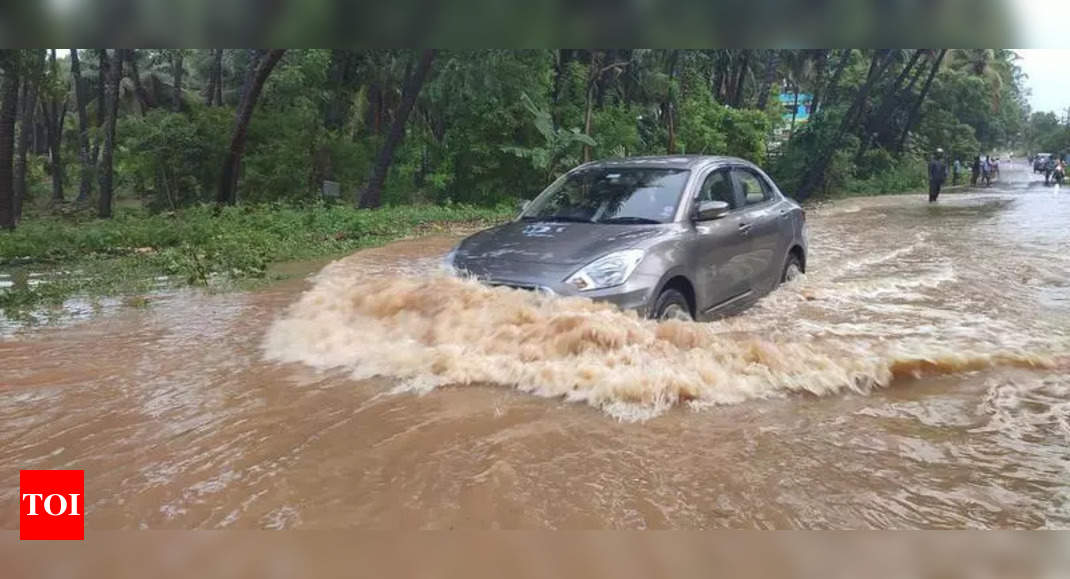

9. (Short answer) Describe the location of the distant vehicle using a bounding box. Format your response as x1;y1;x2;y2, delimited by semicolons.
1034;153;1052;173
445;156;808;322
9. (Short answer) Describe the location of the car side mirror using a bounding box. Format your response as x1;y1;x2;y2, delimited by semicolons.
693;200;730;221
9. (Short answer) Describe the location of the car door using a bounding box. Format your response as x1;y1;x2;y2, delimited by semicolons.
687;167;752;312
730;167;782;292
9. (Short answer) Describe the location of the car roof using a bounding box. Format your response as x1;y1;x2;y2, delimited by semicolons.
573;155;752;171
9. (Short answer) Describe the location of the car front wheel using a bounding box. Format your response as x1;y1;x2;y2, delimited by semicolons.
653;289;693;322
781;253;803;284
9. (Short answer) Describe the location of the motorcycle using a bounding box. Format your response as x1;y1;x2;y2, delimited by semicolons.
1054;163;1065;185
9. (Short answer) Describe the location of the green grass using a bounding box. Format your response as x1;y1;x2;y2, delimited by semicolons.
0;202;515;316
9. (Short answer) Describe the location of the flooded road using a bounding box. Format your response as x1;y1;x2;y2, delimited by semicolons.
3;160;1070;529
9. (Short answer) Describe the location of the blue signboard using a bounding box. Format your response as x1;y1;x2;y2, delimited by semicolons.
779;92;813;123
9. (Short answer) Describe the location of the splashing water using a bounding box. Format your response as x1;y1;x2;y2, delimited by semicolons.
263;270;1057;421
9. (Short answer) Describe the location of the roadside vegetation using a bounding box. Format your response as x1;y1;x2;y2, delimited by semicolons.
0;49;1026;316
0;203;512;315
1022;109;1070;155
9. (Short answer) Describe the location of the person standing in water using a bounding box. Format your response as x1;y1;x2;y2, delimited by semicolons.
928;148;947;202
970;155;981;186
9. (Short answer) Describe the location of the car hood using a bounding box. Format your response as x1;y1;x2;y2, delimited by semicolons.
455;220;666;266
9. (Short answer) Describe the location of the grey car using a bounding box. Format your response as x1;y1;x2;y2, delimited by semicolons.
445;156;807;321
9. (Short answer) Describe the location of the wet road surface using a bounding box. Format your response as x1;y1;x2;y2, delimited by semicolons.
2;160;1069;529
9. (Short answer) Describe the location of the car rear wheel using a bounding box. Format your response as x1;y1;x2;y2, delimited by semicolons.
653;289;693;322
781;253;803;284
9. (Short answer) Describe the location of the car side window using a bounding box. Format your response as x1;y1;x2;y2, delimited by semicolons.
696;170;738;209
733;169;771;206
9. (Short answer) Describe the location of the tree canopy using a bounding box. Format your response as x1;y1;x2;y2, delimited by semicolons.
0;48;1030;230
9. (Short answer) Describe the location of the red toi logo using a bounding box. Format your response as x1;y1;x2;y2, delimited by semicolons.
20;470;84;540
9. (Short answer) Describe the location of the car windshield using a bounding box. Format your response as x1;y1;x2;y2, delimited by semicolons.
522;168;690;224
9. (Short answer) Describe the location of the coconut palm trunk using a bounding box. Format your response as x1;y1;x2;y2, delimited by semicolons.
70;49;94;203
896;49;947;153
358;49;435;209
789;85;800;138
0;55;19;230
97;49;122;219
13;51;41;222
172;50;184;112
217;49;286;206
755;50;779;111
43;49;65;204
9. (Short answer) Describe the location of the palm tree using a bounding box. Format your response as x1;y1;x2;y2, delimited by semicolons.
13;50;43;222
798;50;897;199
171;49;184;112
815;49;854;116
782;51;816;138
217;49;286;206
125;49;152;115
70;49;94;203
807;49;830;116
755;50;780;111
948;49;1007;111
896;49;948;153
97;49;122;218
204;49;223;106
359;49;435;209
949;49;993;77
42;49;66;204
0;51;19;230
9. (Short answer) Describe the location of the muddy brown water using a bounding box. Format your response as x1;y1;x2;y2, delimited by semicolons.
2;160;1070;529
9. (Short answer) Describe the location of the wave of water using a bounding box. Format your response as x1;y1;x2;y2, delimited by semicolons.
263;271;1058;421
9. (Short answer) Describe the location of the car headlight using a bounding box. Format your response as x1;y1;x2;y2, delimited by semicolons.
565;249;645;291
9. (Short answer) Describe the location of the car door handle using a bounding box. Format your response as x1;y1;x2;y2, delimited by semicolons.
738;223;751;235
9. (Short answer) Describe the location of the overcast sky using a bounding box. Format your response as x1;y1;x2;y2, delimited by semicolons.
1013;0;1070;114
1016;50;1070;115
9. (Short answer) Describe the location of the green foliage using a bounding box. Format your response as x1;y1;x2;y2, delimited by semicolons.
0;203;515;312
773;49;1025;199
678;100;770;161
675;74;770;162
119;107;231;209
590;104;642;158
407;50;556;205
64;49;1034;212
241;51;333;203
824;134;860;195
845;154;927;195
769;106;849;195
502;92;596;180
1;203;513;267
553;59;590;133
1024;111;1070;156
11;49;1032;256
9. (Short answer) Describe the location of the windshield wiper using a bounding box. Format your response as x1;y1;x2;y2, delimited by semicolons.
598;216;662;224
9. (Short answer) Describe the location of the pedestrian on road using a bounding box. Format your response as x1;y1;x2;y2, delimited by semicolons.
928;148;947;203
1044;154;1056;185
970;155;980;186
953;158;961;185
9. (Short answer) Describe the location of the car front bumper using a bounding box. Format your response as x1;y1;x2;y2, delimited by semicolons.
459;268;658;318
